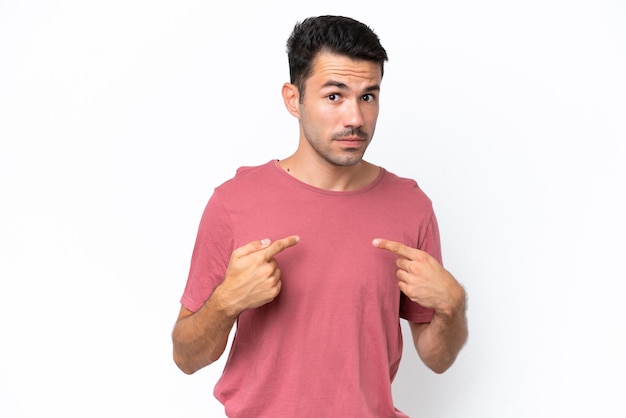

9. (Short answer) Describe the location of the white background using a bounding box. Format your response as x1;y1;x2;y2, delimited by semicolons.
1;1;625;417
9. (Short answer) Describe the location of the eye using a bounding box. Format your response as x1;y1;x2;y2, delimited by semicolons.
327;93;339;101
362;93;375;102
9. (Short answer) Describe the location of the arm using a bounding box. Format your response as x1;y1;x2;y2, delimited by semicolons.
172;292;238;375
409;282;467;373
172;235;300;374
373;238;468;374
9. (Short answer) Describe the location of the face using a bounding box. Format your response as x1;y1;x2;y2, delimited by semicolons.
293;51;382;167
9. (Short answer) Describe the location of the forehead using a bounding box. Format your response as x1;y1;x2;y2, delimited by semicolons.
308;51;382;85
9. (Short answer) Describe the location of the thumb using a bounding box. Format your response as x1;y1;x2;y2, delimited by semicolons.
232;238;272;258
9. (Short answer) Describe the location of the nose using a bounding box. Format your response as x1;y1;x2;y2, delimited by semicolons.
343;99;365;128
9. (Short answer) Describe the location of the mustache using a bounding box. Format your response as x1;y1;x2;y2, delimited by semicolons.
331;128;368;140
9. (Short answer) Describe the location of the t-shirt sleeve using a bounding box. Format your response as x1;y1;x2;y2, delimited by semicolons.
399;212;442;323
180;193;234;312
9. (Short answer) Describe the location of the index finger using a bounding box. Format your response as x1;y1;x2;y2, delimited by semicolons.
264;235;300;259
372;238;417;260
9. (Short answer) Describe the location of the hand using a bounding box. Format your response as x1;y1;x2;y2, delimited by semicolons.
218;235;300;315
372;238;464;316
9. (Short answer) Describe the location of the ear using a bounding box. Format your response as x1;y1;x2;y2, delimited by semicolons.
281;83;300;119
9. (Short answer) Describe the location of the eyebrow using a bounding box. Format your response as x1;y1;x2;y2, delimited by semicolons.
321;80;381;93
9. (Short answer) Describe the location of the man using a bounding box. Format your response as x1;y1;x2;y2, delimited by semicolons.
172;15;468;417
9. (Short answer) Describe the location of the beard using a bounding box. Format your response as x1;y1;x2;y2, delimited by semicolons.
330;127;369;141
303;126;373;167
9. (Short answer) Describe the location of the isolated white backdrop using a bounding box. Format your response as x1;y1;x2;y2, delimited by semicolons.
1;1;625;417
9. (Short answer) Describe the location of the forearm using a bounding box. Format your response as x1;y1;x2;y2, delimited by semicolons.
172;287;238;374
413;290;468;374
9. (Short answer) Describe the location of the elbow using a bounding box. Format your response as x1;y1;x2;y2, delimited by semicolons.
172;332;196;374
173;349;208;375
420;350;456;374
428;358;455;374
172;335;203;375
172;338;218;375
175;363;196;376
173;350;198;375
422;336;468;374
172;324;203;375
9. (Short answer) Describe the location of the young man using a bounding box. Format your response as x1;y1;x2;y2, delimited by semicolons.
172;15;468;417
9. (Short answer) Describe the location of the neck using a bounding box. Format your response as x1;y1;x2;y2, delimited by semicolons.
278;154;380;192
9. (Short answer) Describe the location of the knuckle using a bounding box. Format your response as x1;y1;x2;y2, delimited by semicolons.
261;263;275;277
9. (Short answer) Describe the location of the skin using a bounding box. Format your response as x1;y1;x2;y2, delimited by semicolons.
172;51;467;375
372;238;468;373
279;51;382;191
172;236;300;374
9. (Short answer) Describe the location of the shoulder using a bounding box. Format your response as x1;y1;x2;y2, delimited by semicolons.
381;169;419;188
214;160;278;192
379;168;433;205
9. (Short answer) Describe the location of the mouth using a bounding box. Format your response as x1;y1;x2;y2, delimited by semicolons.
331;128;369;149
335;138;366;148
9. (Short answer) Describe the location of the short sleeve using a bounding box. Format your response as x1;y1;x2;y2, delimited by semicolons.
180;193;234;312
399;212;442;323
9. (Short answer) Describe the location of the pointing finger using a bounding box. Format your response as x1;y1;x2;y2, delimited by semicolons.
372;238;417;260
232;238;273;258
264;235;300;260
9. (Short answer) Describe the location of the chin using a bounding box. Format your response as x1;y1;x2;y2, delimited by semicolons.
330;155;365;167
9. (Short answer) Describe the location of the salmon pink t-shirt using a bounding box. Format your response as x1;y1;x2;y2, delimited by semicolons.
181;160;441;417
